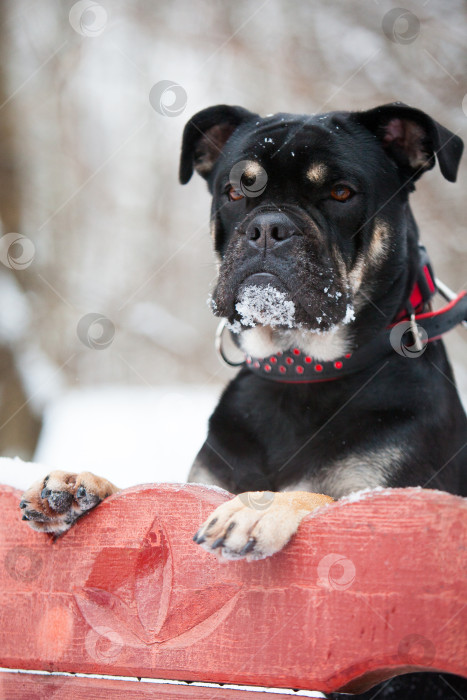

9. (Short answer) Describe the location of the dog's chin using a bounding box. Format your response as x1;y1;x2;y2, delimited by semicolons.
236;320;353;362
217;273;354;361
223;272;354;335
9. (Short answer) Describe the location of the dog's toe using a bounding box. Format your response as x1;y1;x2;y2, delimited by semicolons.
41;488;74;514
22;509;50;523
75;484;101;511
20;470;119;535
194;491;334;562
193;492;286;561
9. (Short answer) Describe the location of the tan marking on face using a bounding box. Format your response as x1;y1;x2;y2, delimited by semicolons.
350;220;390;293
332;245;347;280
369;220;390;264
331;245;361;308
349;255;365;294
306;163;328;184
243;161;262;179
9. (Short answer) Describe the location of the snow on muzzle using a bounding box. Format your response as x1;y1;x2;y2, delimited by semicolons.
231;273;296;331
228;271;355;334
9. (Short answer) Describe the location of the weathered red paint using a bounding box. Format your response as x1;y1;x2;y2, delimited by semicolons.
0;483;466;695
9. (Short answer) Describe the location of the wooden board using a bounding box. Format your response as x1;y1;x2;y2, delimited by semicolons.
0;483;466;694
0;672;314;699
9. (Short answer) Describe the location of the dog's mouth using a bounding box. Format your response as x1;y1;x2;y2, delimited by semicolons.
231;273;296;331
224;272;354;335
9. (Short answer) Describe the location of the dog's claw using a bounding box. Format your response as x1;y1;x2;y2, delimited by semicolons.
211;536;225;549
239;537;256;555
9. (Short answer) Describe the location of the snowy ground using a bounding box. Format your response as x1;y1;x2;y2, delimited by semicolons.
1;361;466;494
0;385;222;492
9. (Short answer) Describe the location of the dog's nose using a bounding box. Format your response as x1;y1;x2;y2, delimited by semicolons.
245;212;298;250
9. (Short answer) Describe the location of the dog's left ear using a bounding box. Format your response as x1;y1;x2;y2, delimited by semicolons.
353;102;463;182
179;105;258;184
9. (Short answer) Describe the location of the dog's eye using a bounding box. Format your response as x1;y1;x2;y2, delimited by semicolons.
227;186;245;202
330;185;354;202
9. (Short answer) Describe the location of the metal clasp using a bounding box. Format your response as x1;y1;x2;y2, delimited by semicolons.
409;313;424;352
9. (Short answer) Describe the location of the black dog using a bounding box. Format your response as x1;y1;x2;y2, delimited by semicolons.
182;103;466;508
185;102;467;700
21;102;467;698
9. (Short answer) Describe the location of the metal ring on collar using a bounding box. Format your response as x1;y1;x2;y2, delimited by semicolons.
215;319;245;367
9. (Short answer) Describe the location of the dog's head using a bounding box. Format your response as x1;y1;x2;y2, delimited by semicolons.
180;103;463;360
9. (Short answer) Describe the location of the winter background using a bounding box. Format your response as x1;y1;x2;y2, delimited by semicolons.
0;0;466;492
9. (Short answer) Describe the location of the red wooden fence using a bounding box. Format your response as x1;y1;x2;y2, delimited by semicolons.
0;483;466;697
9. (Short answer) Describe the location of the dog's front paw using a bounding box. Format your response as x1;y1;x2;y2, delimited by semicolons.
193;490;333;561
20;470;119;536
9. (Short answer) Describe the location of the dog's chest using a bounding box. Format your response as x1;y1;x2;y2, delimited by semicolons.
280;446;402;499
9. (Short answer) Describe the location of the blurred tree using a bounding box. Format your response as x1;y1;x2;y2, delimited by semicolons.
0;0;465;459
0;0;41;458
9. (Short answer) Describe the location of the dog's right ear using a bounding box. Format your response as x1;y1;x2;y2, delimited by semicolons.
179;105;258;184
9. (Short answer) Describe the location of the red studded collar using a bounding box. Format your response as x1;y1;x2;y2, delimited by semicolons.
243;290;467;383
216;246;467;383
245;347;355;383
